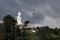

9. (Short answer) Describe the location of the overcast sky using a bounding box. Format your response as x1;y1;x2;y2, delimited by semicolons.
0;0;60;28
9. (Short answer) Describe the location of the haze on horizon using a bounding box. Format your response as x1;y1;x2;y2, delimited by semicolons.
0;0;60;28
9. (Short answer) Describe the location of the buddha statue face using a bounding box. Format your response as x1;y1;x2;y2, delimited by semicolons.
18;12;21;17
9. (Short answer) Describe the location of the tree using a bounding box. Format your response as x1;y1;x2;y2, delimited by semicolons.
23;20;30;29
24;20;30;26
3;15;17;40
3;15;17;32
3;15;17;26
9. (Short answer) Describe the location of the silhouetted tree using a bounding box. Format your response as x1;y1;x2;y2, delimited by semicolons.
3;15;17;40
23;20;30;29
3;15;17;32
24;20;30;26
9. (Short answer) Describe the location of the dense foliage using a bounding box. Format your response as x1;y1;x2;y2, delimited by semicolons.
0;15;60;40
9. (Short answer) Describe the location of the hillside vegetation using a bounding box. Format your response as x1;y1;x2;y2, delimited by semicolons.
0;15;60;40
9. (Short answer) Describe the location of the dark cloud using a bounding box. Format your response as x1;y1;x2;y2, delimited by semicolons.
30;13;45;24
0;0;19;19
21;11;45;24
0;0;45;24
0;0;60;28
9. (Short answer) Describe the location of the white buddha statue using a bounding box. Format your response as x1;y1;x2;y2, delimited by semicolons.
17;12;22;25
